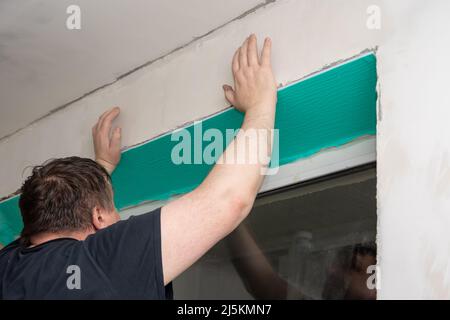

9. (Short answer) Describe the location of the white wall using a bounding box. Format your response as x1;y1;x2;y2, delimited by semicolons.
1;0;450;298
377;0;450;299
0;0;264;139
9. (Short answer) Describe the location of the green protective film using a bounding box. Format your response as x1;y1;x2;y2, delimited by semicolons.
0;53;377;246
0;196;21;245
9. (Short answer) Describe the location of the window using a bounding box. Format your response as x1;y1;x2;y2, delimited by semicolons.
173;164;376;299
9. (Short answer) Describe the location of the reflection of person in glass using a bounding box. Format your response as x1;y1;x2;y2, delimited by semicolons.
227;223;377;300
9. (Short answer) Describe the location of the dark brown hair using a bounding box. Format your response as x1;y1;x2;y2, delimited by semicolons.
19;157;114;243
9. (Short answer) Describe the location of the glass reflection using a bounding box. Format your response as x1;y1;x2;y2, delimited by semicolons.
174;169;377;300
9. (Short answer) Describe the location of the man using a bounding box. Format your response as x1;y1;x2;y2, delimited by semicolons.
0;34;277;299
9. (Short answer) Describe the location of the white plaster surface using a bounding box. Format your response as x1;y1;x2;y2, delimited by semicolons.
0;0;264;139
1;0;450;298
376;0;450;299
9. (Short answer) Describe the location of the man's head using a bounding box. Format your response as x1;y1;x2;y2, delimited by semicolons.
19;156;120;244
322;242;377;300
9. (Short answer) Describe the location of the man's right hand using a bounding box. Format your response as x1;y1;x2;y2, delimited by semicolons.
92;107;122;174
223;34;277;114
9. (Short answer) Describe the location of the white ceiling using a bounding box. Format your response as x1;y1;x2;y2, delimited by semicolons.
0;0;264;139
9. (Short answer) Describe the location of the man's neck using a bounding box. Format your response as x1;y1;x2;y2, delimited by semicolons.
28;229;94;247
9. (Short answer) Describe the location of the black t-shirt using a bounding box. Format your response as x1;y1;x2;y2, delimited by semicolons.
0;208;173;299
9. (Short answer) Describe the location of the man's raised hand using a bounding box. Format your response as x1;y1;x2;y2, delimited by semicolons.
223;34;277;114
92;107;122;174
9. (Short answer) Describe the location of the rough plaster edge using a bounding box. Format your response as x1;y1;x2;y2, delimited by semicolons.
0;0;276;143
0;190;20;204
374;49;382;300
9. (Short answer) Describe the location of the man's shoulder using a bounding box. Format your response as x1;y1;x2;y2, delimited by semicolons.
0;239;20;257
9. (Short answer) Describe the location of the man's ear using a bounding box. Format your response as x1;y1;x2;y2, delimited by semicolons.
92;206;107;230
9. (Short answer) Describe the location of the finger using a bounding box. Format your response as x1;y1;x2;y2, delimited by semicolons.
99;107;120;134
247;34;259;66
223;85;236;105
98;107;118;131
92;126;99;151
239;37;249;67
261;37;272;66
97;108;111;129
232;49;240;73
110;127;122;152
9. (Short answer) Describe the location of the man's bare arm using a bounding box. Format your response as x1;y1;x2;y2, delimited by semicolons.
227;223;289;299
161;35;278;284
